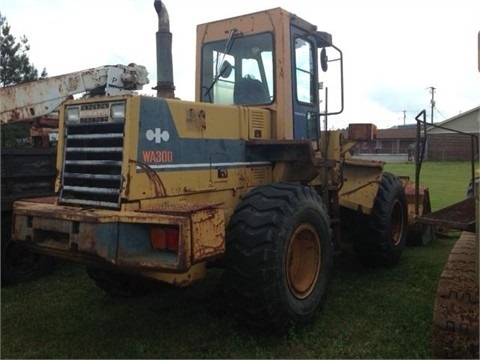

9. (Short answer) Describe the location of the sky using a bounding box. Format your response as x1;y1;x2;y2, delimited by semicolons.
2;0;479;129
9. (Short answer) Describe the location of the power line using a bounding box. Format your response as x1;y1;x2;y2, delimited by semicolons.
434;107;447;120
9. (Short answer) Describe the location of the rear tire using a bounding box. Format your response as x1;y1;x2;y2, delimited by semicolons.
1;213;55;286
354;172;408;267
224;183;332;332
1;240;56;286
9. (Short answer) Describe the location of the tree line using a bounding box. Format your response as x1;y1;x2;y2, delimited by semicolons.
0;12;47;87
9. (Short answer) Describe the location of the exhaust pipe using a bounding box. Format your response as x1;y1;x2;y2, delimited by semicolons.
153;0;175;98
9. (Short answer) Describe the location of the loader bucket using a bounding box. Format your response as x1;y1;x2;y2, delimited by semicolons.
400;177;434;246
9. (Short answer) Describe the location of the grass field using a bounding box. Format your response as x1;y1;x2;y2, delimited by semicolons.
1;161;476;358
385;160;478;210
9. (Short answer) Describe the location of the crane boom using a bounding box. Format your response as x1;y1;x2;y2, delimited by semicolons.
0;64;149;124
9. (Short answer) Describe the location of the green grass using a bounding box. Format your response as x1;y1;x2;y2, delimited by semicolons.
385;160;478;210
1;161;474;359
1;239;454;359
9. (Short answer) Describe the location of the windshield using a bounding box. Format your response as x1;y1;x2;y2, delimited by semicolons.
200;32;274;105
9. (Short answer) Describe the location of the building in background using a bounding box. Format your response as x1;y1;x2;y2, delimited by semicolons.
353;106;479;162
426;106;479;161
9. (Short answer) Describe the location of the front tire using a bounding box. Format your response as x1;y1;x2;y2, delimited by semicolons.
224;183;332;332
354;172;408;267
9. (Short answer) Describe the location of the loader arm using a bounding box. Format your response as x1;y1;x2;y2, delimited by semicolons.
0;64;149;124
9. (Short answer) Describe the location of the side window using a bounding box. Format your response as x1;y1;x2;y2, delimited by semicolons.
294;38;314;104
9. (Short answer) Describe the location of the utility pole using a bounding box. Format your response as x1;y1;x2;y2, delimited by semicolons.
402;110;406;125
428;86;436;124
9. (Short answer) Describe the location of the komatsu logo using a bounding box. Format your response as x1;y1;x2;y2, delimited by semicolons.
146;128;170;143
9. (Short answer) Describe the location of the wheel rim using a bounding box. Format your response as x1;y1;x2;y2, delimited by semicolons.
286;223;321;299
391;199;404;246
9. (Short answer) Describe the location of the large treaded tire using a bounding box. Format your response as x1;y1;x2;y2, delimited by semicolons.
1;214;55;286
354;172;408;267
432;231;479;358
1;240;56;286
224;183;332;332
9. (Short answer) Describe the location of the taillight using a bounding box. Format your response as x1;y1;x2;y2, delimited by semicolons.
151;226;179;251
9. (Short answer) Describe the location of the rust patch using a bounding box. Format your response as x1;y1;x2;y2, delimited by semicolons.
17;196;57;204
347;123;377;141
143;202;224;214
185;108;206;131
191;206;225;263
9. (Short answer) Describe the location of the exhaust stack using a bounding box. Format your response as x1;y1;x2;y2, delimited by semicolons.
154;0;175;98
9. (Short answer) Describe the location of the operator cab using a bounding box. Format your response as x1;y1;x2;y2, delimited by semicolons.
195;7;343;141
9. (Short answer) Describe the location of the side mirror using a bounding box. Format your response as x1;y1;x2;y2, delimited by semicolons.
219;60;233;78
320;48;328;72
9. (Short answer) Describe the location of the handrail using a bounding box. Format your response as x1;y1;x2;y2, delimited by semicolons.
414;109;479;215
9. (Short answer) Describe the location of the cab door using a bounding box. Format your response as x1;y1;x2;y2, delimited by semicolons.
290;26;319;140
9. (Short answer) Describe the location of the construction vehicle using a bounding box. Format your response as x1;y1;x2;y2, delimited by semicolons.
430;183;478;359
1;64;149;285
422;33;480;358
427;169;478;358
10;0;427;331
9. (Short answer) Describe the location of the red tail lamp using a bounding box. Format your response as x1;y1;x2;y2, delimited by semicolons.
151;226;179;251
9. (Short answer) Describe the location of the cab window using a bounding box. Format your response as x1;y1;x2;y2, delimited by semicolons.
294;37;314;104
201;32;274;105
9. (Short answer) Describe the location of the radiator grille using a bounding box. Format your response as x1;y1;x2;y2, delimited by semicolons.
59;102;125;208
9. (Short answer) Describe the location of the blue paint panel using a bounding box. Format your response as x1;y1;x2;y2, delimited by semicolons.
137;96;180;154
294;112;308;139
118;223;151;256
117;223;177;265
92;223;118;262
137;96;246;171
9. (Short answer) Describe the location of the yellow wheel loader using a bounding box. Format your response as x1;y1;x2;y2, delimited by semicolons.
10;0;429;331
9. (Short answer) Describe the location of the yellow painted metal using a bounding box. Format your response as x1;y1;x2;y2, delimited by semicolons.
190;206;225;263
142;263;206;287
13;198;225;283
309;130;381;215
54;106;66;194
286;223;321;299
338;159;383;215
166;99;271;140
142;202;226;266
119;96;274;225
